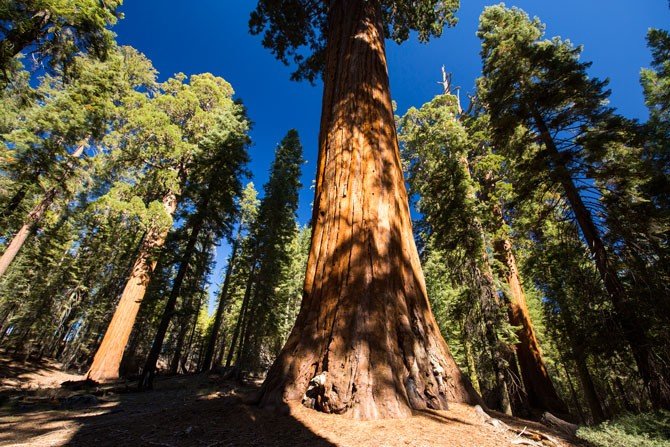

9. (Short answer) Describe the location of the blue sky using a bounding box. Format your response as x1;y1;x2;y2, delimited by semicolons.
113;1;670;309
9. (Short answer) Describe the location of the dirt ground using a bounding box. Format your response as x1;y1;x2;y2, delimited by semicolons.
0;355;581;447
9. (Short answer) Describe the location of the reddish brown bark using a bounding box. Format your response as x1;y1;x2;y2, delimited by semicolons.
493;236;568;415
257;0;479;419
0;187;57;278
87;193;177;382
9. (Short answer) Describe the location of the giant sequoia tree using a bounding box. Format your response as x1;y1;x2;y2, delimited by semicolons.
250;0;479;419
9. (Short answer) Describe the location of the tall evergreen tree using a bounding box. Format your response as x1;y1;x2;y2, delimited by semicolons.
250;0;479;419
477;4;670;409
232;130;303;373
87;73;244;382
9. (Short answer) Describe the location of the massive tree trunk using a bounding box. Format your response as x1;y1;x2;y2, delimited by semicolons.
86;192;177;382
493;235;568;415
257;0;479;419
0;187;57;279
201;236;239;371
532;112;670;410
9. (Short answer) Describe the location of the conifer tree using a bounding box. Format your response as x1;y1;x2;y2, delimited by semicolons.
477;4;670;409
232;130;303;373
201;182;259;372
250;0;479;418
399;92;567;416
138;104;250;389
87;73;243;382
0;1;122;78
0;46;155;279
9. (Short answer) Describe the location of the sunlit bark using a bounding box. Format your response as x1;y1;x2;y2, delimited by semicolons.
258;0;479;419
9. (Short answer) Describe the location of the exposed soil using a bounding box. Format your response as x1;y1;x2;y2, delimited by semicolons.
0;355;581;447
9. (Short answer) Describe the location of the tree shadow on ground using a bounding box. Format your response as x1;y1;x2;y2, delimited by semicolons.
0;371;337;447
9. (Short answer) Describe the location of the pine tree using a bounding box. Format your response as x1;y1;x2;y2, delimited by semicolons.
250;0;479;419
0;46;155;278
0;1;122;78
477;4;670;409
87;73;243;382
138;102;250;389
201;182;259;372
233;130;303;373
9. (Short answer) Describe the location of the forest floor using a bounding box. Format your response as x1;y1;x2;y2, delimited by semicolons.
0;355;582;447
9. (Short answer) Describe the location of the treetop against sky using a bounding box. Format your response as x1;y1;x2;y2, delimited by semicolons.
111;0;669;302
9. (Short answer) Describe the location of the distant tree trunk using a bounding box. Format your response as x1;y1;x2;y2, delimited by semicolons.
493;234;568;415
552;280;606;424
201;236;240;371
257;0;479;419
225;263;256;369
471;254;512;416
86;192;178;382
462;325;481;394
236;285;262;371
0;187;57;278
560;357;586;423
139;211;207;389
532;112;670;410
169;317;190;374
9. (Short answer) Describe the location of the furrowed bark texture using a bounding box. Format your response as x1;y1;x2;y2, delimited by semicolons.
87;193;177;382
258;0;479;419
493;236;568;415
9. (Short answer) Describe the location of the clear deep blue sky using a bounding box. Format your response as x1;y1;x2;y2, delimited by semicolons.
113;1;670;308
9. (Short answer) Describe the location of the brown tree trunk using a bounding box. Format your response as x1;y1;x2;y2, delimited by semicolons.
257;0;479;419
532;112;670;410
137;178;215;387
0;187;57;279
138;214;205;389
86;192;177;382
493;235;568;415
225;262;256;368
201;236;239;371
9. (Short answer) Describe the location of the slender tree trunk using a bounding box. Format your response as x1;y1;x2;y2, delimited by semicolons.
493;234;568;414
225;263;256;368
532;112;669;409
201;236;240;371
236;285;261;371
257;0;479;419
560;358;586;424
139;214;206;389
169;316;190;374
556;289;606;424
0;187;57;278
86;192;177;382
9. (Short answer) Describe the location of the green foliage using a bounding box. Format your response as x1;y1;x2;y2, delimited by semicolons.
0;0;123;76
249;0;458;82
577;411;670;447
